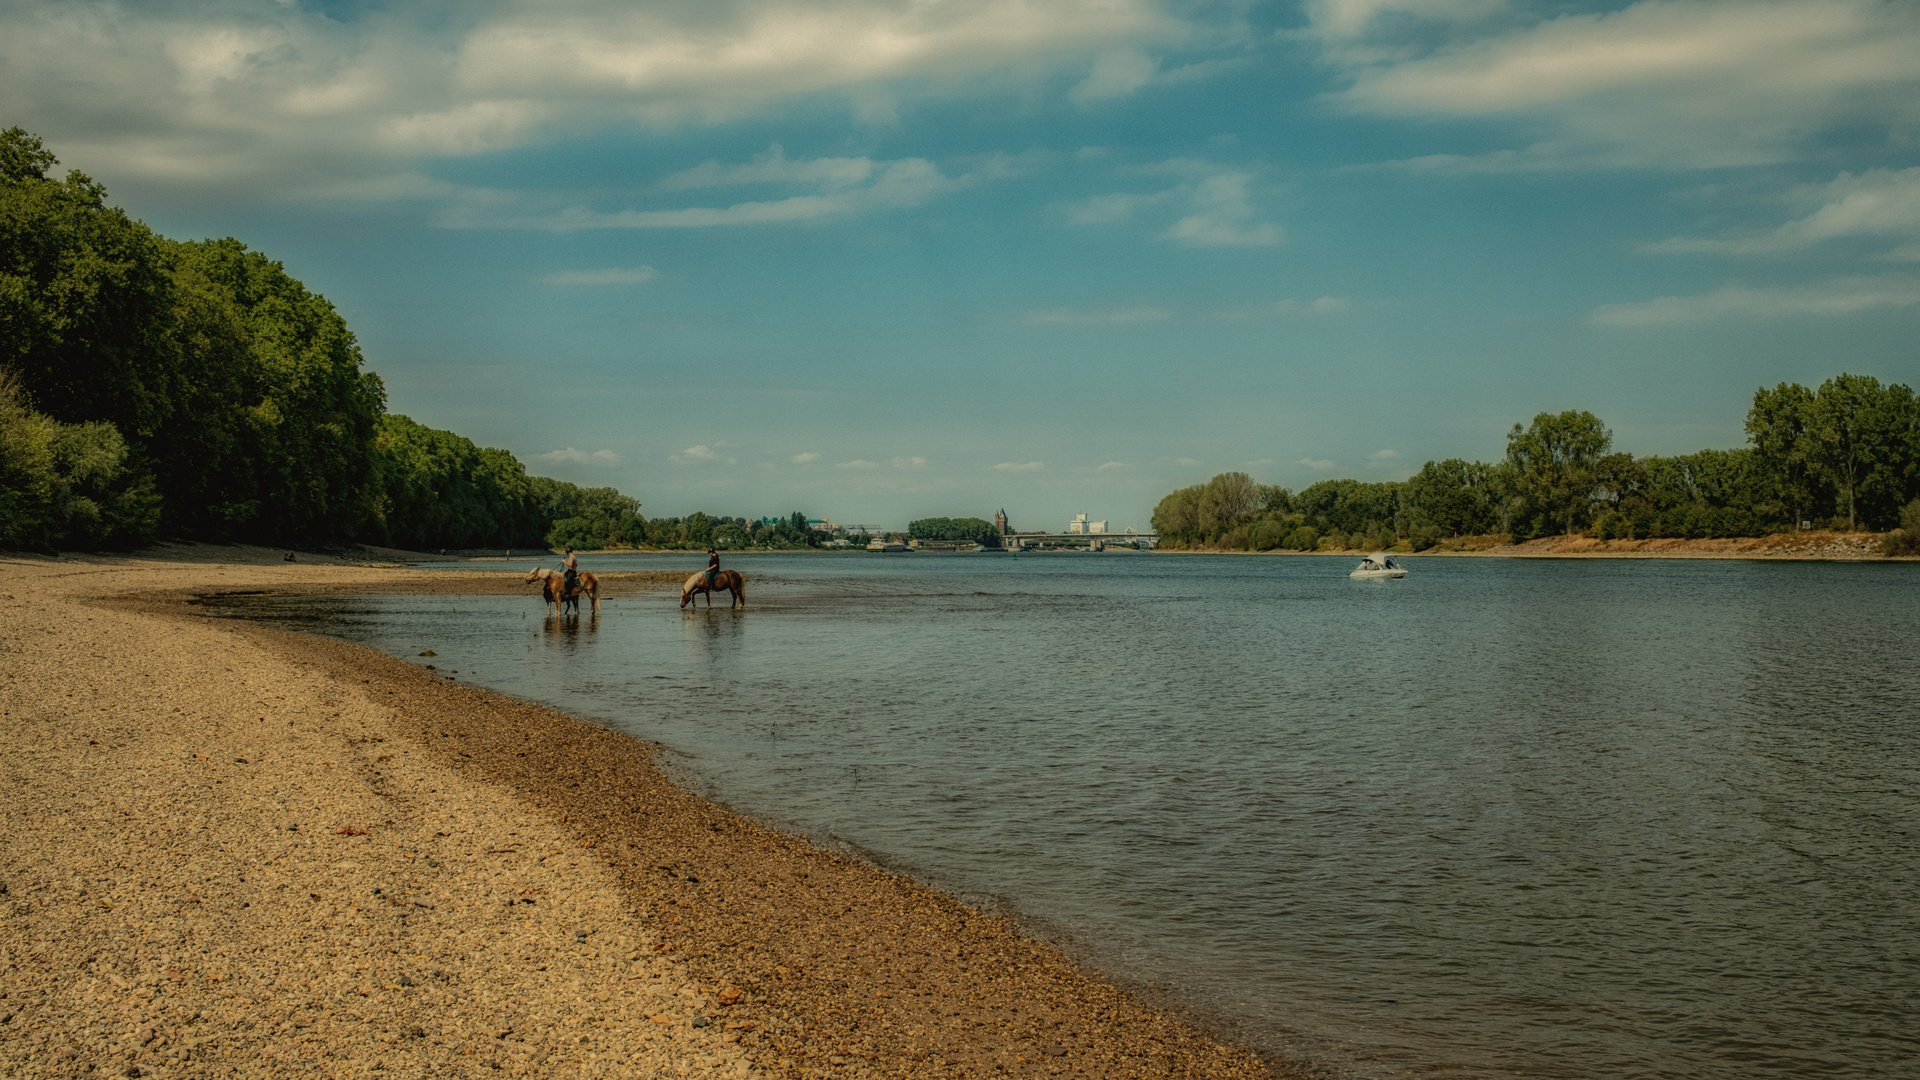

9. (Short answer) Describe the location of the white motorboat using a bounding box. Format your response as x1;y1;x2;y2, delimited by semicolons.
1349;552;1408;579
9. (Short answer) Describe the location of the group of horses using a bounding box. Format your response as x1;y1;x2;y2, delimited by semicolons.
523;564;745;615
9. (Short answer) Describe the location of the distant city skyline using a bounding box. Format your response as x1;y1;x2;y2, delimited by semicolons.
6;0;1918;530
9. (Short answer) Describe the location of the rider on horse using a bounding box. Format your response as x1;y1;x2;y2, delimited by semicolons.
705;547;719;585
562;547;580;596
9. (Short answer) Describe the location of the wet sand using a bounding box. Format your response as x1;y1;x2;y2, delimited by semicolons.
1;545;1288;1079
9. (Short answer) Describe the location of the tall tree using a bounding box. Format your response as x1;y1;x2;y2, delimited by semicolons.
1;128;182;442
1746;382;1819;527
1505;410;1612;536
1198;471;1260;534
1800;373;1915;530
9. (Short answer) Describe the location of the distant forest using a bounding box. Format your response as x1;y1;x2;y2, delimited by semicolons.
1153;379;1920;555
0;126;818;554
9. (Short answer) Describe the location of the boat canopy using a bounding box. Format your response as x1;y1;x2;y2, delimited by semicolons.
1367;553;1392;564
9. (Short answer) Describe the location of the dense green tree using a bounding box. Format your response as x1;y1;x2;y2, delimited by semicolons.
1402;458;1499;536
1505;410;1612;537
1746;382;1821;527
1803;374;1916;529
160;238;386;542
0;369;158;550
1198;471;1260;534
909;516;1000;544
1;127;182;444
1295;478;1401;537
375;415;552;549
1151;484;1203;542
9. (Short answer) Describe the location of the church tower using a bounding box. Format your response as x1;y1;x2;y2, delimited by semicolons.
994;508;1009;536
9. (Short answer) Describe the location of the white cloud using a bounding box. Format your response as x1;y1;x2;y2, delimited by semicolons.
1061;190;1170;224
537;266;660;285
1368;448;1401;459
1646;167;1920;255
1162;172;1282;247
1305;0;1508;39
1224;295;1353;317
790;451;822;464
1069;164;1281;246
835;459;882;470
1096;460;1128;470
1323;0;1920;170
538;447;621;465
891;456;930;469
1169;457;1202;467
7;0;1187;203
1024;305;1171;325
994;461;1044;472
661;144;874;190
1070;48;1159;103
1590;274;1920;325
671;444;735;465
450;155;982;230
1299;457;1339;471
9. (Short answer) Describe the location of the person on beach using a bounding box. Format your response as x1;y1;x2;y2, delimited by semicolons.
705;547;720;585
562;547;579;596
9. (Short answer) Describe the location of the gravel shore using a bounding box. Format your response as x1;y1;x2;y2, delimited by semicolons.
2;545;1284;1080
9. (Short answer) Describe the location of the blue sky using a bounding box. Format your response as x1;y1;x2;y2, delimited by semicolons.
8;0;1920;530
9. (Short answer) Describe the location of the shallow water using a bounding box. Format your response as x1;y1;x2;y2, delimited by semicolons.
226;553;1920;1079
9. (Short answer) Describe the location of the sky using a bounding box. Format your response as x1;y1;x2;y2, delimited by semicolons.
6;0;1920;531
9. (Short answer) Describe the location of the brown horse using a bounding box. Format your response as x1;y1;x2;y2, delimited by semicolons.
526;566;600;615
681;569;745;609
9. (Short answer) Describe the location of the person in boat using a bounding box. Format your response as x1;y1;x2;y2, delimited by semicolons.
705;547;720;585
562;547;579;595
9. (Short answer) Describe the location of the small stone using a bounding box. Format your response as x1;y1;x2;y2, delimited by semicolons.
690;1016;709;1029
398;975;415;987
1044;1045;1067;1057
574;930;588;941
716;987;743;1006
649;1014;676;1026
419;651;436;657
234;758;248;764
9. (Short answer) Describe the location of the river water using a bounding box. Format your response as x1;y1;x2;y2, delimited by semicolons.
225;552;1919;1079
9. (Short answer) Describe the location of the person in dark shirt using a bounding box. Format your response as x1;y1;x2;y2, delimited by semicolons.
705;547;720;584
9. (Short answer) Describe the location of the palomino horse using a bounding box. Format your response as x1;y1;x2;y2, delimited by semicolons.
526;567;600;615
681;569;745;609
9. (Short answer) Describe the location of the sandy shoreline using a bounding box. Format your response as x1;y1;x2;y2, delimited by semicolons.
1;545;1284;1080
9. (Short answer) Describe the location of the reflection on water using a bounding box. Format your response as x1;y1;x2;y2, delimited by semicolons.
540;611;599;651
221;554;1920;1080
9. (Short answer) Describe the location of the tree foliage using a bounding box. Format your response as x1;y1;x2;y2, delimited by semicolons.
909;516;1000;544
1151;379;1919;551
1;125;656;553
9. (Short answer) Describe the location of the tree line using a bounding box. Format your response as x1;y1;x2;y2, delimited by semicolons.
907;516;1001;545
0;126;822;554
1152;374;1920;553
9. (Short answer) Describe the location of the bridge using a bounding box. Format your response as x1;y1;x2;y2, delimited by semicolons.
1002;530;1157;549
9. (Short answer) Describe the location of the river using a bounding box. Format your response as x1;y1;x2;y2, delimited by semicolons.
223;551;1920;1080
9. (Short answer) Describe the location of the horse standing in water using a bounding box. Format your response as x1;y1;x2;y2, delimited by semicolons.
681;569;745;609
526;567;600;615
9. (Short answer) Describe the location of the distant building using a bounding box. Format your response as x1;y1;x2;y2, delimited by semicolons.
994;508;1010;536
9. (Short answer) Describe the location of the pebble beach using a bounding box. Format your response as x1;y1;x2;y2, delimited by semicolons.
0;545;1281;1080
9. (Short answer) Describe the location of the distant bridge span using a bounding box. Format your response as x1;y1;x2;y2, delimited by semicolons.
1003;530;1156;548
